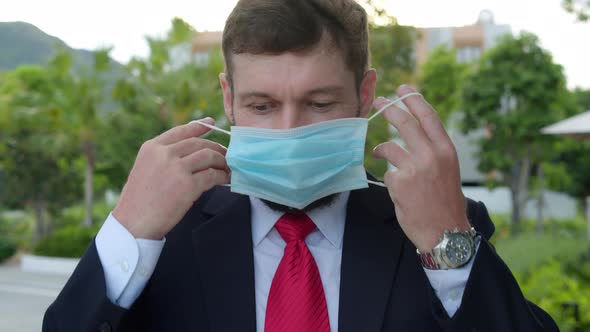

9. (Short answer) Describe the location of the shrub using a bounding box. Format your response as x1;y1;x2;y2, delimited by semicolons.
0;236;17;263
0;211;33;250
57;201;114;230
519;260;590;332
33;225;99;258
490;214;587;244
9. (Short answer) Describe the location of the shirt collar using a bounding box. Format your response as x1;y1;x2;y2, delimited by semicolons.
250;191;349;249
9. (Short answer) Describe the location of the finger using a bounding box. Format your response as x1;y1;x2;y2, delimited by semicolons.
155;117;215;145
170;137;227;158
192;168;231;194
383;170;400;201
374;97;431;153
396;85;450;145
182;148;228;174
372;141;412;169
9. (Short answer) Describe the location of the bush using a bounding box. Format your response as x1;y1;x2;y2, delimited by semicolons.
33;225;99;258
0;211;33;250
0;236;17;263
490;214;587;244
519;260;590;332
57;201;114;230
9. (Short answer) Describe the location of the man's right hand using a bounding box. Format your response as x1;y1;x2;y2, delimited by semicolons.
112;117;230;240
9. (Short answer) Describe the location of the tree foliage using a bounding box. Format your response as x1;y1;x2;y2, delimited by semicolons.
418;46;468;126
0;65;82;241
53;47;114;227
365;19;416;177
104;18;229;190
547;88;590;215
462;32;571;230
562;0;590;21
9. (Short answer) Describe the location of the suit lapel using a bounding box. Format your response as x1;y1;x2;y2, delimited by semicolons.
338;185;405;332
192;187;257;332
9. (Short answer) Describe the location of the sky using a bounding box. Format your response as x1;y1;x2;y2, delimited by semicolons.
2;0;589;89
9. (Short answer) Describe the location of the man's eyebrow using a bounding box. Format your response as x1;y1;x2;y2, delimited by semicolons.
304;86;345;96
237;86;345;100
238;91;274;100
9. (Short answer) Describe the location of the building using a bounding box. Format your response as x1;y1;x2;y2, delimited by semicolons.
169;31;223;70
191;31;223;66
415;10;511;67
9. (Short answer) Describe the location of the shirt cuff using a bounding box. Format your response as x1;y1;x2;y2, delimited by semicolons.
117;237;165;308
422;243;480;317
95;213;165;309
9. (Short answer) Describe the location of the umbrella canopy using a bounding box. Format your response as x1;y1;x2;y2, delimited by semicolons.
542;110;590;139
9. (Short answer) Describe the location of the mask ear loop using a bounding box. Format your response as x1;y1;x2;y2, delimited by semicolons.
368;92;422;121
366;92;423;188
191;120;232;187
190;119;231;135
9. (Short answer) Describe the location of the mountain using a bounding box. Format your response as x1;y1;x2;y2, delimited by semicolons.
0;21;122;73
0;21;125;113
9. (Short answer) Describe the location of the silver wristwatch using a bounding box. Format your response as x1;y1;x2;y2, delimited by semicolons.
417;227;479;270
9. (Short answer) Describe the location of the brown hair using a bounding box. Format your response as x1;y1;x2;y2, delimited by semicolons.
222;0;369;89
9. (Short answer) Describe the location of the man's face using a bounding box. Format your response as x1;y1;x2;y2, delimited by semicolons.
218;39;377;212
220;38;377;129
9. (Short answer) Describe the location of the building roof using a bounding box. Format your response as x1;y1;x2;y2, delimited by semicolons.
542;110;590;139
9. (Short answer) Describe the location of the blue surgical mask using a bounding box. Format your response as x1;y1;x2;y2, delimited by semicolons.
193;92;420;209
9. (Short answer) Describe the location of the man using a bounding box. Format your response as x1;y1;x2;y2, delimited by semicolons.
43;0;558;331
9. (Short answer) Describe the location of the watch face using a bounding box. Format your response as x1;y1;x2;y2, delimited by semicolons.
445;233;472;267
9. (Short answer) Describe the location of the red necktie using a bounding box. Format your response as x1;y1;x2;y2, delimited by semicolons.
264;212;331;332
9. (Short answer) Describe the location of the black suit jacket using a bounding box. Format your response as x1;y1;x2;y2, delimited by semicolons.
43;184;558;332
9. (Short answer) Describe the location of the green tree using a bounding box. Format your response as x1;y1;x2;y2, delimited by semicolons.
0;66;82;242
418;46;469;126
573;88;590;109
48;47;113;227
366;19;416;177
462;33;570;232
562;0;590;21
547;89;590;221
105;18;228;190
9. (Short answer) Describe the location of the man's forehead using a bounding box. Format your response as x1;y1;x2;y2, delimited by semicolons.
229;45;355;96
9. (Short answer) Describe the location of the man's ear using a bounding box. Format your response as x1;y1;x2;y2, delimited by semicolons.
219;72;234;124
359;69;377;118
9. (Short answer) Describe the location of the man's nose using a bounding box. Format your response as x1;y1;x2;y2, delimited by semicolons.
275;104;310;129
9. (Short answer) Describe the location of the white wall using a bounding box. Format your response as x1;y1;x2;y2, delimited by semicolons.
463;186;578;219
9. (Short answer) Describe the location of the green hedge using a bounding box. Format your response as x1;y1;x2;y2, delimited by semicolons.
33;225;99;258
0;211;33;250
518;257;590;332
491;214;587;243
0;236;17;263
494;228;590;331
57;201;114;230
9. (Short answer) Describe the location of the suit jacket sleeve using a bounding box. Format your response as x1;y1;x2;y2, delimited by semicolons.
42;240;147;332
432;200;560;331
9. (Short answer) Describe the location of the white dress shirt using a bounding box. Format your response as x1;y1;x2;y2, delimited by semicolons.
95;191;475;331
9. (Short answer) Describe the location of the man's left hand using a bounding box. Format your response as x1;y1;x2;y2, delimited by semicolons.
372;85;470;253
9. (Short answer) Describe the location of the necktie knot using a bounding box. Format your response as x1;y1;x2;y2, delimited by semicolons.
275;212;316;243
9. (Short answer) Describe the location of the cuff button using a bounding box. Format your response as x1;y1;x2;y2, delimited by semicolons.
99;322;112;332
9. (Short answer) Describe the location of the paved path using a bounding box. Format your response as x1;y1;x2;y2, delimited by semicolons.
0;265;69;332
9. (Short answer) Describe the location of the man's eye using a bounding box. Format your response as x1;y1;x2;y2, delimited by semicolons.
310;102;334;110
249;103;273;113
